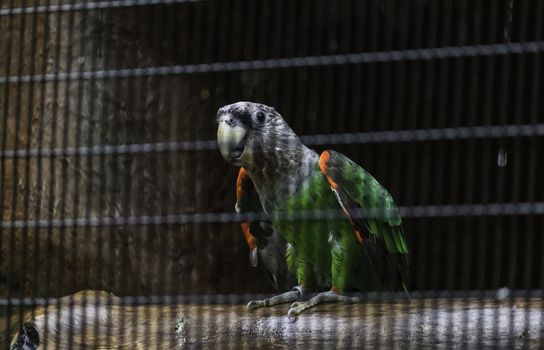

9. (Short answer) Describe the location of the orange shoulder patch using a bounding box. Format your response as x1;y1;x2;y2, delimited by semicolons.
319;151;339;189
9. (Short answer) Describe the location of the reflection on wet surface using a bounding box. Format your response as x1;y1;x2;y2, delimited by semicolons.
1;291;543;349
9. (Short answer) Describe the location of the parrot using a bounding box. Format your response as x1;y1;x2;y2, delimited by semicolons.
216;101;410;319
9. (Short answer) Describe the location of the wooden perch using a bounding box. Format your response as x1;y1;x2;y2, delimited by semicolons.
1;290;543;349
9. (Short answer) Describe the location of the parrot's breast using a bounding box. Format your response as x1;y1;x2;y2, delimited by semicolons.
271;168;356;289
248;150;357;290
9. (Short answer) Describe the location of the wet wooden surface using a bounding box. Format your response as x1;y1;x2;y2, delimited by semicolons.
1;291;543;349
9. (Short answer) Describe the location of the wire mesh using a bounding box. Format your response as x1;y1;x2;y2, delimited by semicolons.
0;0;543;348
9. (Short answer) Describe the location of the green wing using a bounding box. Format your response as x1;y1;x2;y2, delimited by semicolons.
319;150;410;292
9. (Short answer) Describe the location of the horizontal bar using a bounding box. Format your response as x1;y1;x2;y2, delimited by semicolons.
0;140;218;158
0;288;538;306
0;0;202;16
302;123;544;144
0;202;543;230
1;41;543;84
1;123;542;159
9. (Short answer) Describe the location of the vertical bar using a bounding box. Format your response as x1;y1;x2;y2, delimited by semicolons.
480;1;501;346
473;0;498;346
510;0;532;343
429;0;452;297
82;2;104;347
306;0;324;137
42;0;65;346
519;2;539;292
403;0;424;347
338;1;354;344
0;0;15;341
333;0;351;134
169;3;184;344
68;0;89;347
346;0;365;138
461;1;486;348
414;0;439;344
20;0;41;344
375;0;398;347
150;3;168;348
387;2;411;347
91;8;108;347
333;2;351;345
7;0;28;339
117;17;138;350
28;0;53;346
142;4;159;346
197;0;226;345
530;3;544;350
55;0;78;347
530;0;544;293
291;0;309;135
426;0;454;343
104;4;127;348
162;4;186;346
495;1;515;346
279;0;297;132
360;1;380;345
445;1;469;346
413;0;438;291
118;5;150;345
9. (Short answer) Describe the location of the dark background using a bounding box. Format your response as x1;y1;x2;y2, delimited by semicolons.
0;0;543;300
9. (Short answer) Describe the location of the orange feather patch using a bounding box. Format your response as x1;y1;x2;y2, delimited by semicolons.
320;151;365;245
240;222;257;251
236;167;248;200
236;168;257;250
354;229;365;244
319;151;339;189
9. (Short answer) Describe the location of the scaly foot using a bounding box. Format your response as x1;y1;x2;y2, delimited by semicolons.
287;290;360;321
247;286;305;309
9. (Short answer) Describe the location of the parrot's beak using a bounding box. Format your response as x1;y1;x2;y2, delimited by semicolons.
217;120;248;164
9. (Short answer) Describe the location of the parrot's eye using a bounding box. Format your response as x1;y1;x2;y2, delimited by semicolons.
253;111;267;126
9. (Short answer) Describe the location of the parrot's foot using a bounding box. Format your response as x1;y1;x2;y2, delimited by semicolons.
287;290;361;321
247;286;305;309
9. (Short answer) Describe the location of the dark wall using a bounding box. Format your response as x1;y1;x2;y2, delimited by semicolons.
0;0;543;298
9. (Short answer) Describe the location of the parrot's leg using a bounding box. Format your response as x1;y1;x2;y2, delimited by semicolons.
287;290;360;321
247;286;305;309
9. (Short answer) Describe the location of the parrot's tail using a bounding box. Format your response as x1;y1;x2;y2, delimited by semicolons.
402;282;411;302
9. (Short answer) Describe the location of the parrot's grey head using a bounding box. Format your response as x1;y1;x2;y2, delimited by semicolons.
216;101;299;167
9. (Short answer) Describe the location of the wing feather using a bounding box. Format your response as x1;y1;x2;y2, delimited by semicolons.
236;167;295;291
319;151;410;292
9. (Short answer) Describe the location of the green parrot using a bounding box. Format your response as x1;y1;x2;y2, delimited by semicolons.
217;102;409;319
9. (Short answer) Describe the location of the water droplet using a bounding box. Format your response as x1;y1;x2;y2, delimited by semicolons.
495;287;510;300
497;148;508;167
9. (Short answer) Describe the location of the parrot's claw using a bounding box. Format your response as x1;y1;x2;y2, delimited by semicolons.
246;287;304;310
286;290;361;321
290;301;302;308
287;307;298;323
247;300;266;309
